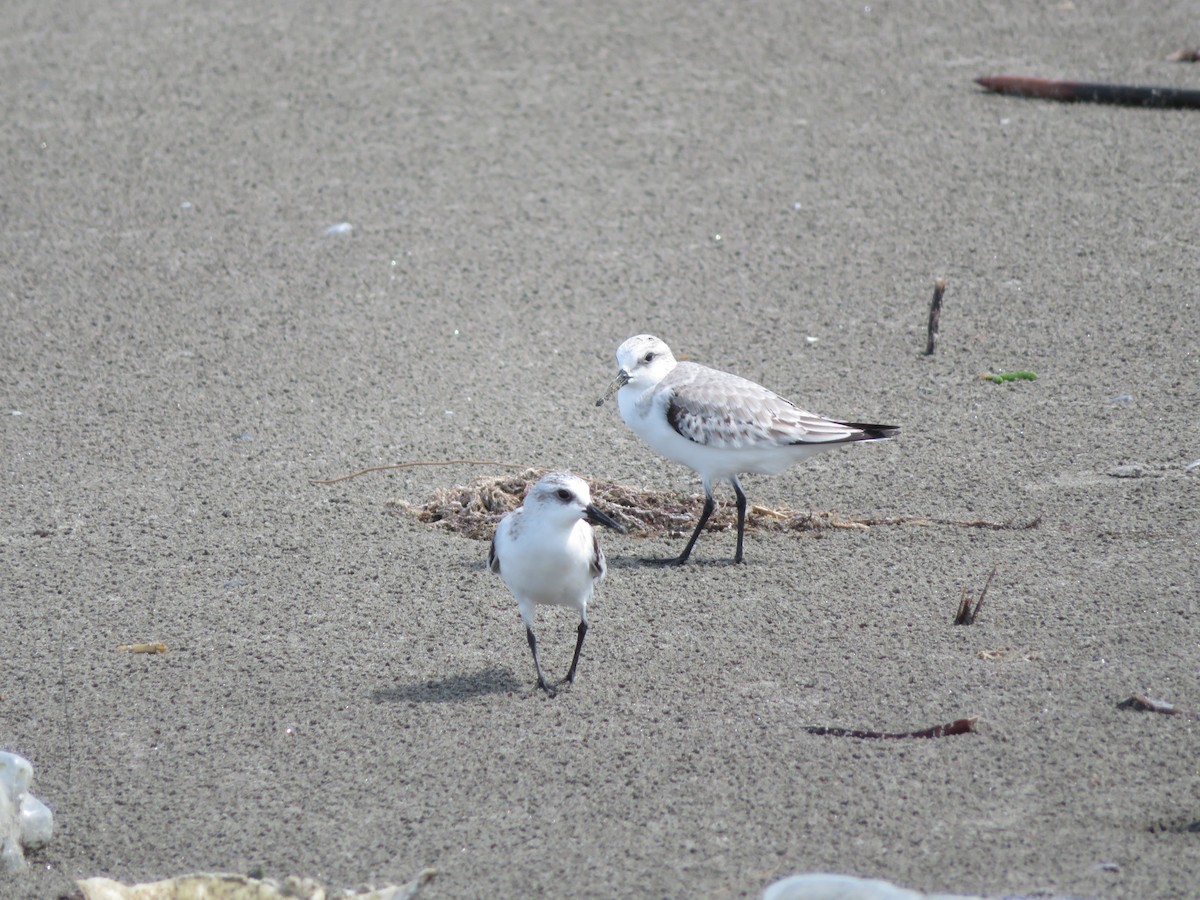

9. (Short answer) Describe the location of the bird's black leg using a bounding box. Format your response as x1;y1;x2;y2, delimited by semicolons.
527;626;555;695
559;619;588;686
645;490;716;565
731;479;747;564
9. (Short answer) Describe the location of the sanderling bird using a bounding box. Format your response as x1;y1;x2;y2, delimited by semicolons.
488;472;625;694
597;334;898;565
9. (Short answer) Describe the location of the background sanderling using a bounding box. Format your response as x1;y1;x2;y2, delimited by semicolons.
600;334;898;564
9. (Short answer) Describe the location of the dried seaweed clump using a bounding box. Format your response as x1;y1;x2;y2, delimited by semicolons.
386;469;542;540
386;470;946;541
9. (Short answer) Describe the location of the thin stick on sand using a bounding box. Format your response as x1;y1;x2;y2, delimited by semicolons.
311;459;528;485
806;718;977;739
976;75;1200;109
924;279;945;356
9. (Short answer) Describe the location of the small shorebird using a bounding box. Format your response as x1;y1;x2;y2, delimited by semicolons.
598;334;898;564
489;472;624;694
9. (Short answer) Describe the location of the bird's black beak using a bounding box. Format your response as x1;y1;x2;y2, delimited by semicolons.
586;503;626;534
594;370;630;407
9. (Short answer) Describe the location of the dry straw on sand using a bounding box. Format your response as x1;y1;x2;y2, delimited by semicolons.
385;468;1038;541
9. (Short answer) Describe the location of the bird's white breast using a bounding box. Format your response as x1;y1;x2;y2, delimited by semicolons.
495;515;600;612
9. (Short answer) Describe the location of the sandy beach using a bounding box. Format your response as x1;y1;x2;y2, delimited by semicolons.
3;2;1198;897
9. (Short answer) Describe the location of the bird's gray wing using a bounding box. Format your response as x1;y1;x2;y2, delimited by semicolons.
590;532;606;580
663;362;865;449
488;510;520;575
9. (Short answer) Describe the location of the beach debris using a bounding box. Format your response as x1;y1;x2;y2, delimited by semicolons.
311;459;527;485
384;469;1041;541
1108;464;1146;478
975;74;1200;109
979;371;1037;384
924;278;945;356
116;642;168;654
954;566;997;625
1166;48;1200;62
1117;694;1200;721
0;751;54;872
804;718;977;740
763;873;988;900
1185;458;1200;474
324;222;354;236
76;867;437;900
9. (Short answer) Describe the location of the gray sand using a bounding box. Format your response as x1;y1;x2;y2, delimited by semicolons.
3;2;1198;898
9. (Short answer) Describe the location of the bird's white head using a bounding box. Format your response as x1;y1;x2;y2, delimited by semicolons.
527;472;593;521
525;472;625;532
615;334;677;390
597;334;676;406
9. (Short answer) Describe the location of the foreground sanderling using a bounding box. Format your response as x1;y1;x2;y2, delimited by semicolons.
598;334;898;564
488;472;625;694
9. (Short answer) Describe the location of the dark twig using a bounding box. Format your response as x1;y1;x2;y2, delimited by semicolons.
311;459;528;485
806;718;977;739
954;566;998;625
976;74;1200;110
1117;694;1200;721
924;279;945;356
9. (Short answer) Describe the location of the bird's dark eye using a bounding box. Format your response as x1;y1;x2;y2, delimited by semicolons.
643;351;655;363
556;488;572;502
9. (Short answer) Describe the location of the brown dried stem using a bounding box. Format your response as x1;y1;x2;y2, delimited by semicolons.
925;278;945;356
806;717;977;739
954;565;998;625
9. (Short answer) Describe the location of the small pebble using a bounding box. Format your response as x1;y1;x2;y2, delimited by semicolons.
1108;464;1145;478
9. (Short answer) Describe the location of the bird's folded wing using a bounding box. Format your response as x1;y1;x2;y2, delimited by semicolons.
664;364;862;449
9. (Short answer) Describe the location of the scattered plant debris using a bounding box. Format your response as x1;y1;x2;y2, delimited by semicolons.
71;868;437;900
979;371;1038;384
806;717;977;739
116;643;168;654
1117;694;1200;721
384;469;1042;541
311;459;526;485
954;566;998;625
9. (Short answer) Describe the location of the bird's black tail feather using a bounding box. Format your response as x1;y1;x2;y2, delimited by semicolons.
841;422;900;442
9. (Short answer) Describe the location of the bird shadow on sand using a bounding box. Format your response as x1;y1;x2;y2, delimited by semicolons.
371;667;523;704
607;552;742;570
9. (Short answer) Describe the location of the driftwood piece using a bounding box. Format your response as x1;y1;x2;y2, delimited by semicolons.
1117;694;1200;721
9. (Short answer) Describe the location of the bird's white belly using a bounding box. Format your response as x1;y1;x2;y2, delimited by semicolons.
500;533;595;611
